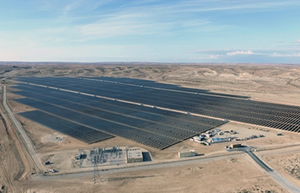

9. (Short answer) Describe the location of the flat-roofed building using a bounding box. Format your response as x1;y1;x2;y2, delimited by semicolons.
127;148;143;163
178;150;196;158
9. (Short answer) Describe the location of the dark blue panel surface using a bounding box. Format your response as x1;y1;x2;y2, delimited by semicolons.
13;76;300;138
18;110;113;143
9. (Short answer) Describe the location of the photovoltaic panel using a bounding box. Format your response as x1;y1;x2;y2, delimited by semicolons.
81;76;250;98
18;110;114;143
14;98;188;149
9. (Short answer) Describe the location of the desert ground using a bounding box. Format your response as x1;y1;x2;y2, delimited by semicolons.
0;63;300;193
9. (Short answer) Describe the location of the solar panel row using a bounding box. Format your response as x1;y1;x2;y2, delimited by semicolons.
18;110;114;143
81;76;249;98
15;98;182;149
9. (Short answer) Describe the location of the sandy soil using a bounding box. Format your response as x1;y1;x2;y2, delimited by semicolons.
261;150;300;190
0;112;20;192
0;102;34;192
19;155;287;193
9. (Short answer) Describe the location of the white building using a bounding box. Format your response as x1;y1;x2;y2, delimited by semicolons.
178;150;196;158
127;148;143;163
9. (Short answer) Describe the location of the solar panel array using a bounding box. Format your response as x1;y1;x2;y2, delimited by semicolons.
15;77;300;132
19;110;114;144
12;81;226;149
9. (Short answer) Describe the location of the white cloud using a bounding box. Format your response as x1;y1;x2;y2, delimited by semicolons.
226;50;268;56
79;13;175;38
227;50;253;56
192;49;300;60
270;52;281;57
297;39;300;43
154;0;300;15
270;52;300;57
227;50;300;58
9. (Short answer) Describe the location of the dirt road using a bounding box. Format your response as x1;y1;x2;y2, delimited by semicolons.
2;85;43;172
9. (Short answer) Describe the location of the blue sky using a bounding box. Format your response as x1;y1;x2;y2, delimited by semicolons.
0;0;300;63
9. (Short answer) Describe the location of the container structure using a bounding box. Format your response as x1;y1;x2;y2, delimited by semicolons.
178;150;196;158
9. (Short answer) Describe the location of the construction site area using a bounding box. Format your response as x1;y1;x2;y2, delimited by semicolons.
1;63;300;193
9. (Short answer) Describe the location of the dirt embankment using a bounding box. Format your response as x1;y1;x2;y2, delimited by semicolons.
0;101;34;192
0;110;21;193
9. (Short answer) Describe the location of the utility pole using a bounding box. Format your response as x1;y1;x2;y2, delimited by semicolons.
93;148;103;183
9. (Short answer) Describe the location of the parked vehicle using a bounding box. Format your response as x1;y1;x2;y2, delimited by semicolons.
49;169;57;173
